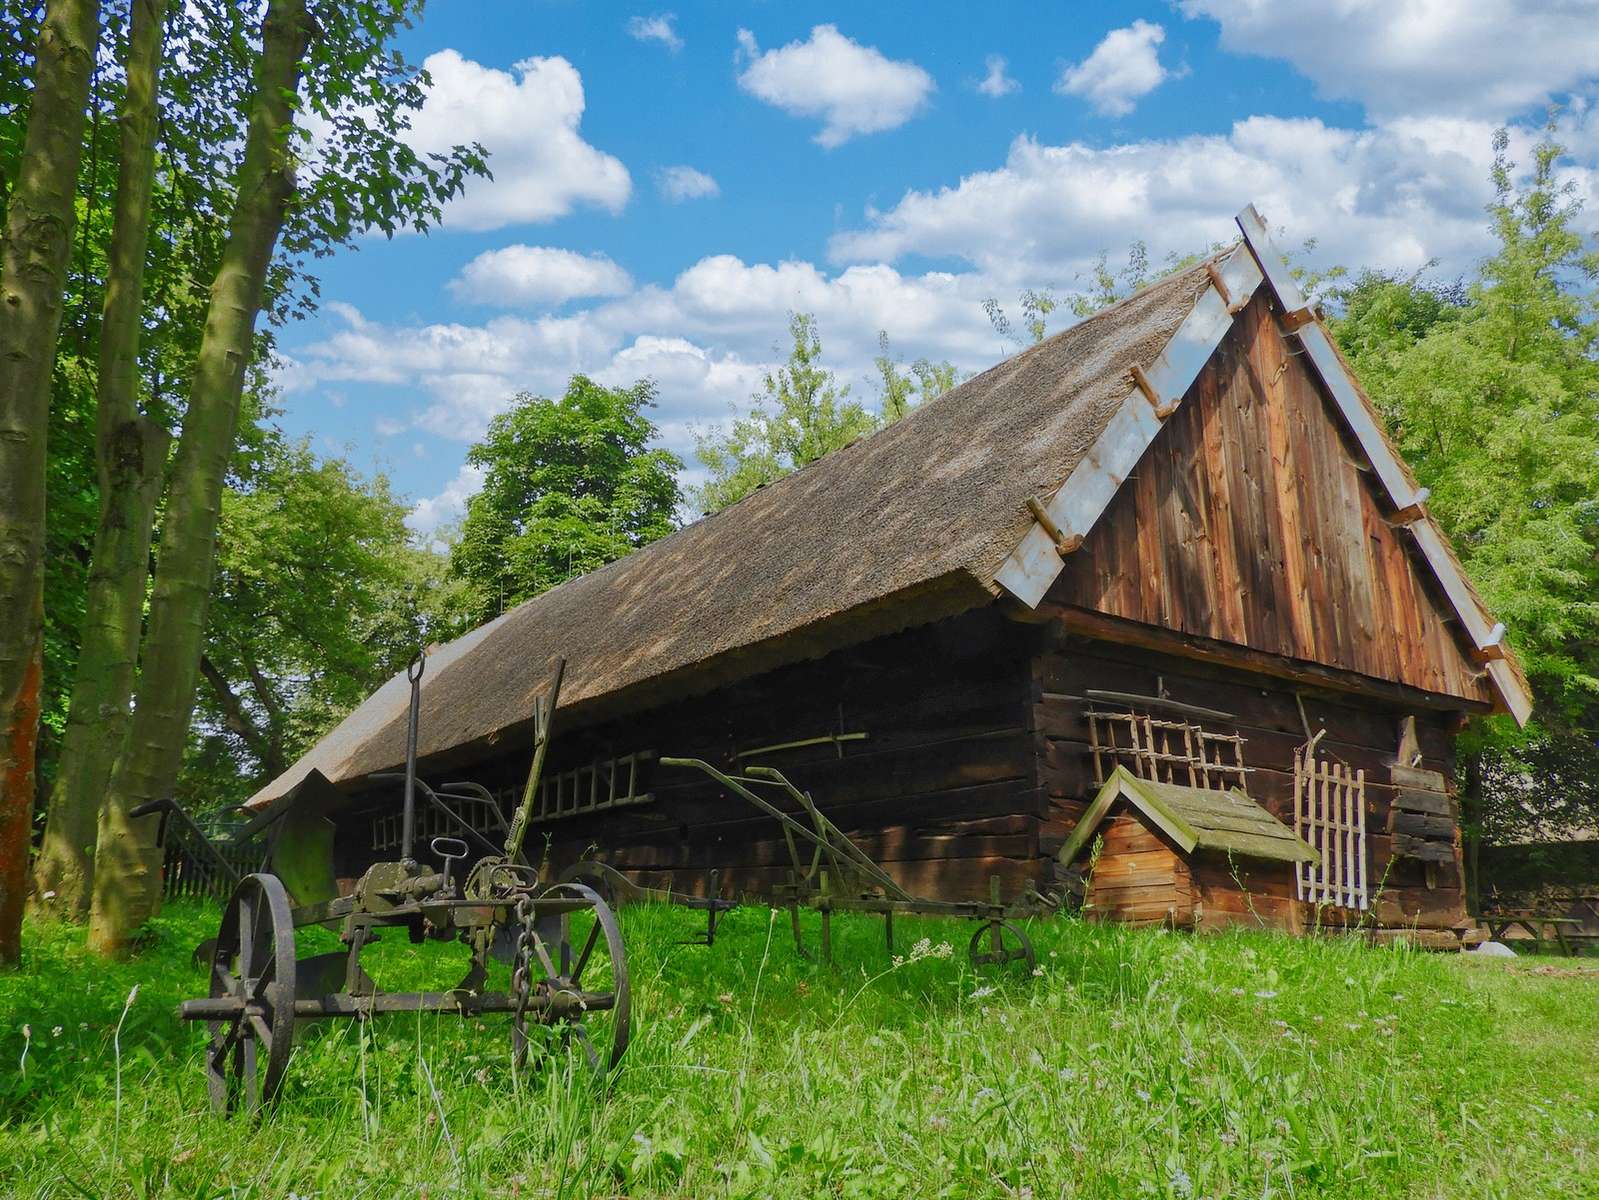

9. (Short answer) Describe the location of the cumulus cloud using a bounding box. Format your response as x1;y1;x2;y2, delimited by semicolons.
1180;0;1599;119
625;13;682;53
285;252;1006;471
825;112;1599;286
404;50;629;230
1056;20;1171;117
407;462;487;537
976;54;1019;98
657;165;720;201
735;25;935;147
448;246;633;308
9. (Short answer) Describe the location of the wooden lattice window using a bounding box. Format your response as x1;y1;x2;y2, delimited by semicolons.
1086;709;1252;793
1293;747;1368;910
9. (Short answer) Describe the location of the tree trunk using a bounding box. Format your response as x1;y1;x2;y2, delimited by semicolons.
87;0;310;956
0;0;101;964
32;0;170;923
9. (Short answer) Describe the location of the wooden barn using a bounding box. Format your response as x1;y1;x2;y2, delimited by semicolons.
247;206;1531;944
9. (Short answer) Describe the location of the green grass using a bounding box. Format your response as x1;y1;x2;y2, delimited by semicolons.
2;900;1596;1199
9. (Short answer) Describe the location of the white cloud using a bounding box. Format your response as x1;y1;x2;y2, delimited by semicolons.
407;462;487;537
1180;0;1599;119
448;245;633;308
284;252;1006;466
657;165;720;202
1056;20;1171;117
735;25;935;148
625;13;682;53
404;50;629;231
977;55;1019;98
826;114;1596;286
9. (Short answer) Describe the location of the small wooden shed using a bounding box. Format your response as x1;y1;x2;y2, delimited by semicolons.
1063;766;1319;929
246;204;1531;945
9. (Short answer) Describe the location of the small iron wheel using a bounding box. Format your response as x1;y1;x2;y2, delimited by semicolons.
512;882;631;1074
968;918;1036;975
205;873;298;1115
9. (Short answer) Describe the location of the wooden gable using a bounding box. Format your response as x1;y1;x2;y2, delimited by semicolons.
1048;290;1494;706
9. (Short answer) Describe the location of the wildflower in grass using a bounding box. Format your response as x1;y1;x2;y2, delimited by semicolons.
928;1114;949;1132
1219;1131;1238;1147
1058;1067;1078;1082
1136;1088;1151;1102
52;1025;62;1037
1032;966;1045;977
1230;987;1245;996
1170;1165;1193;1197
1254;989;1277;999
970;984;996;1000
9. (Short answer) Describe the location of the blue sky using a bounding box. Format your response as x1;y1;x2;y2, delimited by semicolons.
273;1;1599;533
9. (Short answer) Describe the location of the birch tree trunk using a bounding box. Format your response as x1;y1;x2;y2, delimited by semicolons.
32;0;171;923
88;0;310;955
0;0;101;964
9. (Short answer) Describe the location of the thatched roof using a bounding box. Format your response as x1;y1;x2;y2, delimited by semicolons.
247;256;1221;808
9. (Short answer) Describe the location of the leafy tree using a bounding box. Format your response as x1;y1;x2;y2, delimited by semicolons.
873;331;959;422
32;0;171;922
175;431;436;812
694;312;876;513
1328;128;1599;890
1332;130;1599;736
451;377;683;623
87;0;485;954
0;0;100;962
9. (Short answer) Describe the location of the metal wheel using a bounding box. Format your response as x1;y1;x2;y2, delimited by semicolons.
968;918;1036;975
205;873;297;1115
512;883;631;1074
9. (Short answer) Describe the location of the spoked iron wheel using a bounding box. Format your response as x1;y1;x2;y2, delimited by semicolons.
512;882;631;1074
205;873;298;1115
969;918;1036;975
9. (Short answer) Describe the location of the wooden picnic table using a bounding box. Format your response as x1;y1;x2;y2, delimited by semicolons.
1482;911;1587;956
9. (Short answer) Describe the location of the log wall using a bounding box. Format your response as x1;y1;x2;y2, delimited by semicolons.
1033;632;1470;931
335;608;1050;902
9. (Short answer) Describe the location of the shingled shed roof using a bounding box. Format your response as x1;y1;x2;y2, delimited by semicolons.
1059;766;1320;866
247;253;1224;808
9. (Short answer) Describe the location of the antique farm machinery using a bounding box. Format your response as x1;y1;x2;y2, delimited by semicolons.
563;758;1043;974
172;654;631;1115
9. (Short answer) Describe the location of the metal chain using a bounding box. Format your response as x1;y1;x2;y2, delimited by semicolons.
511;894;535;1032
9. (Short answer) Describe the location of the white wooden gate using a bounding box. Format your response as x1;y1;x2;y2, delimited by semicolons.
1293;745;1368;910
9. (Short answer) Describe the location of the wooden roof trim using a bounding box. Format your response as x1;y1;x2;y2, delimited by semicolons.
995;242;1264;606
1235;203;1533;728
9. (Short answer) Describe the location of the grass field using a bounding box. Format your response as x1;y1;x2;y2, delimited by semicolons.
1;899;1596;1199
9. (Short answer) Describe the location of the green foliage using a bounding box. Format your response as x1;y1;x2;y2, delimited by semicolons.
2;902;1596;1196
177;425;435;811
873;331;959;423
694;313;878;513
1330;129;1599;742
450;377;683;623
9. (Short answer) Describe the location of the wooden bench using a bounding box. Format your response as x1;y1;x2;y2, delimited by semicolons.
1482;911;1587;956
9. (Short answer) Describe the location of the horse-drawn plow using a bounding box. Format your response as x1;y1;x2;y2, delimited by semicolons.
150;650;1048;1115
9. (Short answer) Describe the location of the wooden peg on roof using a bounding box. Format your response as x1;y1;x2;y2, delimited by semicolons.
1025;495;1084;557
1392;486;1431;524
1129;363;1180;419
1204;261;1245;315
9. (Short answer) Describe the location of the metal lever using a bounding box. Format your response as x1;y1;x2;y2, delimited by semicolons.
430;836;468;895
